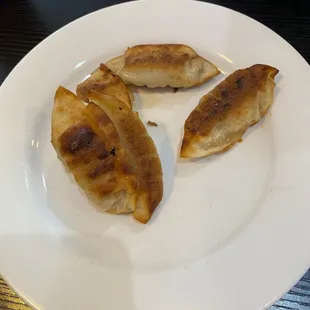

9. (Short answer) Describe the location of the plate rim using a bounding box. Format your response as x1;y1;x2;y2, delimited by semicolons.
0;1;310;309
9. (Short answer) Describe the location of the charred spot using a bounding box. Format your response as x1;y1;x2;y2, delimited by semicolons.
68;156;91;167
110;148;116;156
61;125;95;154
235;77;244;88
87;161;114;179
174;88;179;93
119;107;123;110
97;149;110;160
221;89;229;98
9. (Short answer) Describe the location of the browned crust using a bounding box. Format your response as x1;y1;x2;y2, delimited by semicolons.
51;86;85;144
106;44;220;88
58;116;118;198
124;44;196;69
84;103;138;192
84;103;120;150
51;87;137;212
181;64;279;157
76;63;133;107
88;91;163;224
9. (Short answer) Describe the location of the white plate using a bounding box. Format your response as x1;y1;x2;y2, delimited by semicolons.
0;1;310;309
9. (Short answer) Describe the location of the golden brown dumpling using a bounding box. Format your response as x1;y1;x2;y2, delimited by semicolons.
106;44;220;88
88;91;163;224
76;63;133;107
181;64;279;158
51;86;137;215
51;85;85;141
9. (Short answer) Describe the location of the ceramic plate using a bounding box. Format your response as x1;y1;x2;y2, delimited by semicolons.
1;1;310;309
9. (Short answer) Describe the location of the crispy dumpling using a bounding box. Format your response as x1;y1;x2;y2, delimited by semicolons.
51;85;85;141
51;86;137;215
88;91;163;224
106;44;220;88
181;64;279;158
76;63;133;107
83;103;138;214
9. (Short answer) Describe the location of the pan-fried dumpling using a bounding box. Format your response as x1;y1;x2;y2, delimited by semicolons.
76;63;133;107
51;86;137;215
51;85;85;141
180;64;279;158
106;44;220;88
88;91;163;224
83;103;138;214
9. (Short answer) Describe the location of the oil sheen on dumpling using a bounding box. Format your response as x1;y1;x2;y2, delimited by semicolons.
180;64;279;158
106;44;220;88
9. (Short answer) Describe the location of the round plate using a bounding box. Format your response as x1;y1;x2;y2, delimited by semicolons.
1;1;310;309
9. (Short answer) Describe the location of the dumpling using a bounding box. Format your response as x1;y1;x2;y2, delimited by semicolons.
51;85;85;141
82;103;138;214
76;63;133;107
106;44;220;88
88;91;163;224
51;86;137;215
180;64;279;158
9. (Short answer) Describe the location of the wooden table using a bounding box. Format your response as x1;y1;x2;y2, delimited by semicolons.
0;0;309;309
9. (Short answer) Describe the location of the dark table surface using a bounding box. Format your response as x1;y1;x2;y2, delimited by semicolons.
0;0;309;309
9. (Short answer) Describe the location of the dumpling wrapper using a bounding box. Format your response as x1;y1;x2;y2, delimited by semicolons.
106;44;220;88
88;91;163;224
51;86;137;215
76;63;134;107
51;85;85;141
181;64;279;158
